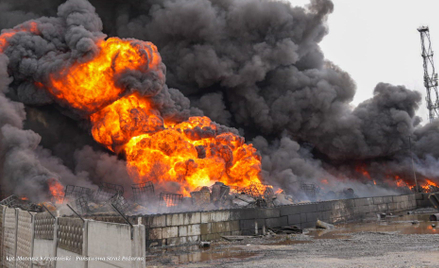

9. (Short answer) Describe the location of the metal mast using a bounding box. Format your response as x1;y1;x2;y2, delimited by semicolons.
418;26;439;122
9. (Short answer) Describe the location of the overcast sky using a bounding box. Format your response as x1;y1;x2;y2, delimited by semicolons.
292;0;439;123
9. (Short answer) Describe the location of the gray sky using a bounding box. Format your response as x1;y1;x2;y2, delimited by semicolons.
293;0;439;123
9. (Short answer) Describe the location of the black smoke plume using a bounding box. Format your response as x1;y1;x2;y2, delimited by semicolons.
0;0;438;201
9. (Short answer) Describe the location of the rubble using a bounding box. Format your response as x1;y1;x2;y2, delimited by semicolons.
3;178;349;216
316;219;335;230
273;192;294;206
0;195;43;212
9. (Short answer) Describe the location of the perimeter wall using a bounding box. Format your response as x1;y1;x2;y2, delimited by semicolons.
0;192;435;267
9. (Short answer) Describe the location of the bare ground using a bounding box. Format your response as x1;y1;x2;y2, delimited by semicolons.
146;210;439;268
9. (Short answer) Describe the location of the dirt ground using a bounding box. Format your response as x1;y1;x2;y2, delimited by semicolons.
145;208;439;268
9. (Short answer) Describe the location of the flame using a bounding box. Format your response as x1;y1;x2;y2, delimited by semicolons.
355;164;371;179
0;21;265;198
125;116;263;196
394;175;407;187
90;93;164;151
20;197;28;201
0;21;39;53
49;37;161;114
43;35;264;196
421;179;438;191
47;178;64;204
321;179;329;185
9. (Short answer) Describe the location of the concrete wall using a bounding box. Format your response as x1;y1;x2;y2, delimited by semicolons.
139;193;421;248
33;211;56;265
0;193;433;265
3;207;17;267
16;209;34;268
87;221;145;268
0;209;145;268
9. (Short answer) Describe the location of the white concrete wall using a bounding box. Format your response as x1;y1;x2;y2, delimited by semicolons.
87;221;145;268
56;248;85;268
3;207;17;268
32;239;53;260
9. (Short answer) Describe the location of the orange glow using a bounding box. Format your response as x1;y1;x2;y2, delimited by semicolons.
20;197;29;201
355;164;371;179
427;225;437;232
421;179;438;191
321;179;329;185
0;21;39;53
43;36;265;197
49;37;162;114
2;22;266;198
48;178;64;204
90;94;164;151
125;116;263;196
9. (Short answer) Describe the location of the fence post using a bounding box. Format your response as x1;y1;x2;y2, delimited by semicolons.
83;219;88;268
52;217;59;268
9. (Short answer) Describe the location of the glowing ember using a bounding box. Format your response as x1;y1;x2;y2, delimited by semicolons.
47;178;64;204
355;164;371;179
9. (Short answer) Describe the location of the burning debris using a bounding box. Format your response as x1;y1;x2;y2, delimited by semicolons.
0;195;43;212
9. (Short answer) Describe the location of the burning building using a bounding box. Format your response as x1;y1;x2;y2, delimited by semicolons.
0;0;438;210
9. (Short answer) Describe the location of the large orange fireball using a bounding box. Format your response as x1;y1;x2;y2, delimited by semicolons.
46;37;264;196
0;20;265;198
49;37;162;114
125;116;262;196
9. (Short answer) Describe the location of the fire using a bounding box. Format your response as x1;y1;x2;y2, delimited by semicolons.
0;20;265;199
321;179;329;185
421;179;438;191
394;175;407;187
43;33;264;196
49;37;162;114
275;189;283;195
125;116;263;196
90;93;164;151
355;164;371;179
0;21;39;53
47;178;64;204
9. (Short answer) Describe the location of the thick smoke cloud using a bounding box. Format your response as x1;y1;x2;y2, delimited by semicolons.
0;53;88;201
0;0;438;200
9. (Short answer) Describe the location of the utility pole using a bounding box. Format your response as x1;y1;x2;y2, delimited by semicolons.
418;26;439;122
408;136;419;193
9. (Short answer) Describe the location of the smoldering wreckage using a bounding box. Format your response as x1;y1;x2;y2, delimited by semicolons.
0;0;438;227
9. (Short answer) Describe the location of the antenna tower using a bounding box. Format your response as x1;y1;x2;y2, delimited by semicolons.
418;26;439;122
